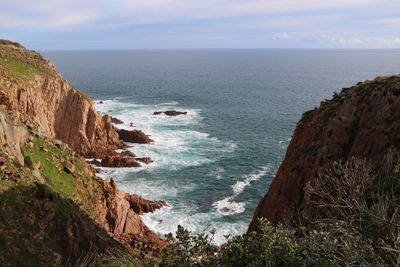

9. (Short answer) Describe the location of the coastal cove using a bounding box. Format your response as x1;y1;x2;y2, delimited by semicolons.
43;49;400;243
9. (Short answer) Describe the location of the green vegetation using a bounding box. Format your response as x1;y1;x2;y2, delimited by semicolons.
2;58;39;80
0;43;55;84
0;135;128;266
22;137;104;220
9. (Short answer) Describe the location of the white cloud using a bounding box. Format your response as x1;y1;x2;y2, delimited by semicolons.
0;0;386;29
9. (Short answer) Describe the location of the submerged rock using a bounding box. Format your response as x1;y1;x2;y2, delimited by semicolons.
153;110;187;116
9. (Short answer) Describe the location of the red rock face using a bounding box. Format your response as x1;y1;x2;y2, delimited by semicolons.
101;179;167;250
127;194;167;215
0;44;123;158
249;75;400;231
100;154;141;168
117;129;154;144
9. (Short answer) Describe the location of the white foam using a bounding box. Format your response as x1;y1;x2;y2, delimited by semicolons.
209;166;225;180
278;137;292;150
213;165;270;216
95;99;235;172
141;203;247;245
95;99;246;244
212;196;245;216
232;166;270;195
158;101;179;106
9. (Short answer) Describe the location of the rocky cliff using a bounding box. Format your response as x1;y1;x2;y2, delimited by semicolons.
0;40;123;157
250;75;400;230
0;40;164;265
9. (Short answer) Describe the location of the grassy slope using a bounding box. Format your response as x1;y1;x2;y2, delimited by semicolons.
0;44;54;84
0;134;128;266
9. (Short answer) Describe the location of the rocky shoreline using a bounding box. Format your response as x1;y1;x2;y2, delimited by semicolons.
0;40;169;263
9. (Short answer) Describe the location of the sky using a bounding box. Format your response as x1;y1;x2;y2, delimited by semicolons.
0;0;400;50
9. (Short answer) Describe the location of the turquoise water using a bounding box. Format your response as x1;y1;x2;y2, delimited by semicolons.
44;50;400;243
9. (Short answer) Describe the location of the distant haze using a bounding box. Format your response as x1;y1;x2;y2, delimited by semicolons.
1;0;400;50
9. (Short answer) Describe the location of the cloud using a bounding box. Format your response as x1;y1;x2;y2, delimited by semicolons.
0;0;399;48
0;0;385;29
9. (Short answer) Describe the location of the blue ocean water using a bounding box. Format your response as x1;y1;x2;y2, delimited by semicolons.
44;49;400;243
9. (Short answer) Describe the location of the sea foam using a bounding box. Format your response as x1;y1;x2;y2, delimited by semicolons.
95;99;245;244
212;165;271;216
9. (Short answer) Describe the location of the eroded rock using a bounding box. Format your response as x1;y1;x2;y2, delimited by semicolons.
117;129;154;144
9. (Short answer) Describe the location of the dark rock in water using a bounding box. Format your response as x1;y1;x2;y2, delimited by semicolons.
117;129;154;144
135;157;153;164
129;122;134;127
100;154;141;168
111;117;124;125
98;100;104;104
153;110;187;116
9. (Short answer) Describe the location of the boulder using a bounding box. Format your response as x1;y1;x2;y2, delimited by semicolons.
63;162;75;174
127;194;167;215
117;129;154;144
100;155;141;168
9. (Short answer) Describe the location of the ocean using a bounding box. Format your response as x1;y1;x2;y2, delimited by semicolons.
43;49;400;244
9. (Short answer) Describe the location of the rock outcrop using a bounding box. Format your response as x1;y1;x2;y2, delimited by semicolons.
153;110;187;116
117;129;154;144
0;107;27;165
0;40;123;157
127;194;167;215
249;75;400;231
111;116;124;125
101;154;141;168
101;179;166;249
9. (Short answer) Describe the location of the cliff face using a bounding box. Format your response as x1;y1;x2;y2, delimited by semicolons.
250;75;400;230
0;41;123;157
0;108;27;165
0;40;164;265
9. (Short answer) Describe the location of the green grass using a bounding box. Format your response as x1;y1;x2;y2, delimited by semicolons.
1;58;38;80
0;135;127;265
22;137;105;221
0;44;55;84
